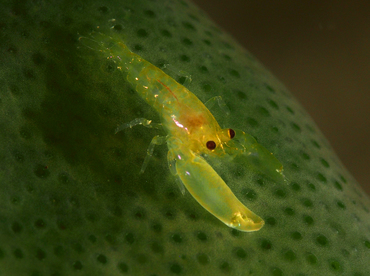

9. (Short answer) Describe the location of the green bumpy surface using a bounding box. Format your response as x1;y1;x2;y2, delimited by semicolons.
1;0;369;275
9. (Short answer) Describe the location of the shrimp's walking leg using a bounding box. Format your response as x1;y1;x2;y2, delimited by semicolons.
227;129;285;184
167;139;264;232
140;135;167;174
204;96;230;116
167;150;186;195
114;118;164;173
115;118;162;133
161;64;192;87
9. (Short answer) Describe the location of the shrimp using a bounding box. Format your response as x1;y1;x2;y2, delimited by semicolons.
79;32;285;232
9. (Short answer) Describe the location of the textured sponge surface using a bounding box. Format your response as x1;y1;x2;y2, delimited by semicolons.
1;0;369;275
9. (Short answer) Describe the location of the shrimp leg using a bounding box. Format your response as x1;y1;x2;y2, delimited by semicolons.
140;135;167;173
204;96;230;116
115;118;162;134
114;117;165;173
160;63;192;87
167;150;186;195
225;129;285;184
168;139;264;232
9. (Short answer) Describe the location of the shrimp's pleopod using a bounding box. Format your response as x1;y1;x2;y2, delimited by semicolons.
81;32;286;232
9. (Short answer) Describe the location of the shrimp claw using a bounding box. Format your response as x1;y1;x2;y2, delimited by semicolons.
168;138;264;232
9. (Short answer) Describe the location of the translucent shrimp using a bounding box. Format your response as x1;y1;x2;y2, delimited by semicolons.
79;32;285;232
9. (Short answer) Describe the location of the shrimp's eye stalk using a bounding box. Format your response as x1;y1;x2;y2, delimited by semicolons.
206;141;216;150
228;128;235;139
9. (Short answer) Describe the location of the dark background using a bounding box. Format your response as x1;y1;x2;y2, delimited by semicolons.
192;0;370;195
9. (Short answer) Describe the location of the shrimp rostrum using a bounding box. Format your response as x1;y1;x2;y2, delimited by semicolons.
80;33;285;232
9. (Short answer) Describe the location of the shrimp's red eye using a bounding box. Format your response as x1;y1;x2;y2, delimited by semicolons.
228;128;235;139
206;141;216;150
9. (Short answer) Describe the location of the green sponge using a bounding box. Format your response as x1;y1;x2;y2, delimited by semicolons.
0;0;369;275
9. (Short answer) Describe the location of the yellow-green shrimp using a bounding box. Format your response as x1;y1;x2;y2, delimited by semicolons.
80;32;285;232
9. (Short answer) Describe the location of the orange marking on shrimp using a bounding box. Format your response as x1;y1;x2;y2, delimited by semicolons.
157;79;179;102
182;114;206;131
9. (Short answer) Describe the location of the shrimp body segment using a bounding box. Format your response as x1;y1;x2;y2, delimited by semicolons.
81;33;285;232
